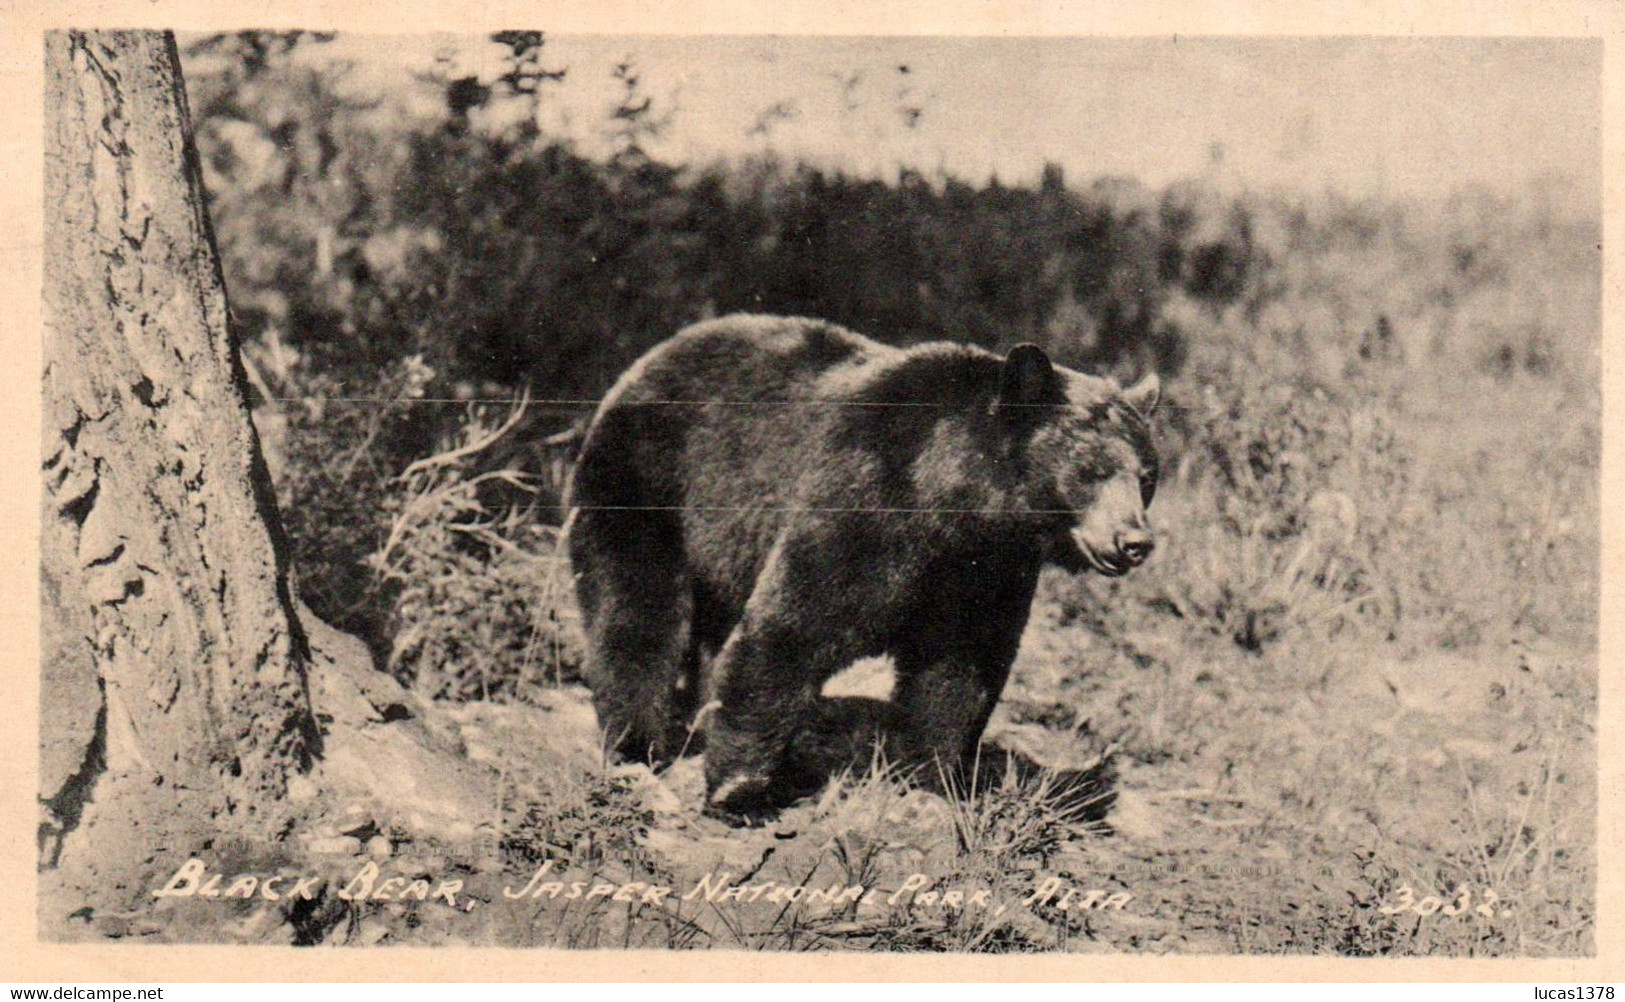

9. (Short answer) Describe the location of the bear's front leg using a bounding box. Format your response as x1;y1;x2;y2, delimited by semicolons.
890;656;1004;778
890;571;1034;785
703;612;835;820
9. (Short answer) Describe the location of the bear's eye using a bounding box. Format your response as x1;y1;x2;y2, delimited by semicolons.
1075;461;1110;485
1139;473;1157;506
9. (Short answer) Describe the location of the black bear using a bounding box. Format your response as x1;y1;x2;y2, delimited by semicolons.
565;314;1160;816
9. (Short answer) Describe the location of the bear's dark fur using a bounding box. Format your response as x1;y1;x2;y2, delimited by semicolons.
565;314;1160;816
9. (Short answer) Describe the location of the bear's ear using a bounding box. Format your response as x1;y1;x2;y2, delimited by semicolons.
998;343;1056;412
1123;372;1160;416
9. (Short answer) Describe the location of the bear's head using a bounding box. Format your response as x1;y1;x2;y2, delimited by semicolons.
996;344;1161;577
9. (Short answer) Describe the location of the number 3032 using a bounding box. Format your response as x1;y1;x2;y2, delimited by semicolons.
1378;884;1499;918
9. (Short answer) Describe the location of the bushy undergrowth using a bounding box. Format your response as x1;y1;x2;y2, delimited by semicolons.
255;347;583;700
370;401;583;700
185;32;1258;400
261;351;439;649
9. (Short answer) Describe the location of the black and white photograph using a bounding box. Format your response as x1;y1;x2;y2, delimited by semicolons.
23;6;1608;972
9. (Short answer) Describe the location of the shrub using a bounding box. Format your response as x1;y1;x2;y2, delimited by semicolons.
1074;357;1407;659
263;352;441;650
254;345;584;698
368;398;584;701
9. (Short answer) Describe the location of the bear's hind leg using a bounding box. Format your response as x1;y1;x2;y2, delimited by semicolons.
571;509;694;766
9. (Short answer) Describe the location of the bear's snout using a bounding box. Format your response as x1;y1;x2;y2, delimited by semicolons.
1116;527;1155;566
1068;521;1154;577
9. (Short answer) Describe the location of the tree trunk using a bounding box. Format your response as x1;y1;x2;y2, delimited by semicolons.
40;29;318;920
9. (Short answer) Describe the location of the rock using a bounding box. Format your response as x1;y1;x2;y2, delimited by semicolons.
306;836;363;856
1446;737;1500;763
367;835;393;860
1385;652;1512;718
225;905;288;943
1305;490;1358;547
400;854;445;877
357;920;391;947
661;755;708;806
610;763;685;817
323;721;496;846
1106;788;1167;841
286;775;319;803
338;805;378;838
887;789;957;847
444;695;603;774
304;602;413;727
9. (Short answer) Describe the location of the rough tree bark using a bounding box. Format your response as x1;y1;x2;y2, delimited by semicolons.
41;29;319;921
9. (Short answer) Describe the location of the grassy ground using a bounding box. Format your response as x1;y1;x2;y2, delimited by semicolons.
275;607;1591;954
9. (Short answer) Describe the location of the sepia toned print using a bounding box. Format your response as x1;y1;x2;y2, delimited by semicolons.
34;24;1600;960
